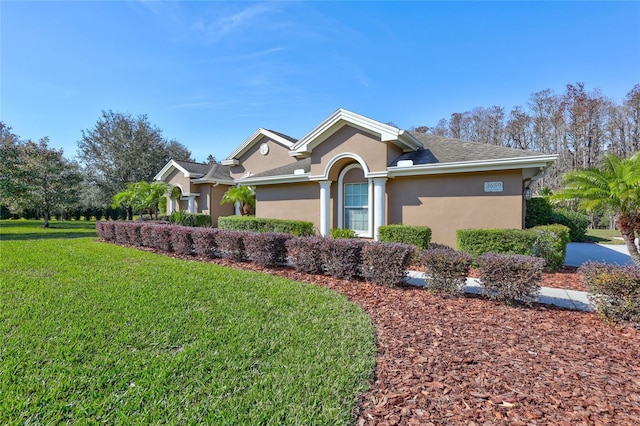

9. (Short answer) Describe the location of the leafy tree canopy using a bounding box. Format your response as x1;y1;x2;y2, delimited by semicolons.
77;110;192;204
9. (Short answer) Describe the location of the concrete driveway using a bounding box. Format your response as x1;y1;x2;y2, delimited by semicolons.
565;242;634;267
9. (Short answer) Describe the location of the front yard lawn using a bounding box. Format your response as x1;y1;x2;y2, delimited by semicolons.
0;221;376;424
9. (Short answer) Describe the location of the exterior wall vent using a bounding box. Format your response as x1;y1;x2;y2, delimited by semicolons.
397;159;414;167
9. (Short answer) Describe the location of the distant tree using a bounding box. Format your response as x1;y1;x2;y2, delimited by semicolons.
552;152;640;265
220;186;255;216
78;110;192;205
19;138;82;227
206;154;218;164
0;122;28;203
412;126;429;134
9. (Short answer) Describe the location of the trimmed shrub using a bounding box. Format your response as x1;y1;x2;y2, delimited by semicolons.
329;228;357;239
140;224;156;247
115;222;131;244
169;211;211;227
477;253;544;305
361;242;414;287
525;197;553;228
243;232;292;267
98;221;116;242
457;229;538;260
421;249;472;296
171;226;194;256
580;262;640;324
125;222;143;246
286;236;326;274
218;216;314;236
378;225;432;251
216;230;247;261
321;238;366;280
425;242;455;251
531;224;570;271
150;224;173;252
550;209;590;242
192;227;219;258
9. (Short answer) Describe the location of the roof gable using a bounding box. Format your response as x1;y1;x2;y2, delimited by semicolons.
154;159;209;181
289;108;422;157
221;128;297;166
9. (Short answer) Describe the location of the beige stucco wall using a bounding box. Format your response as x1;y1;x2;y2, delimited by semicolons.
387;170;524;248
230;136;297;180
255;182;320;232
211;184;235;227
165;168;194;194
195;184;210;214
310;125;394;177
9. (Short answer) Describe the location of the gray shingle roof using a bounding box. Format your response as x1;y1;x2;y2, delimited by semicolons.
249;158;311;178
265;129;298;144
174;160;211;176
201;163;231;181
391;132;544;166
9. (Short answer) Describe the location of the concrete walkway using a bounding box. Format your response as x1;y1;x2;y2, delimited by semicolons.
407;271;592;311
406;242;636;312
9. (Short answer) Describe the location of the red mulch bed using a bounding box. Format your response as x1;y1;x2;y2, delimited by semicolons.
122;244;640;424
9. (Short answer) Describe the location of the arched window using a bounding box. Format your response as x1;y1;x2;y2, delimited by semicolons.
338;163;373;237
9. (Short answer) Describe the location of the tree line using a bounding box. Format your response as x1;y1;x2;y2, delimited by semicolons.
411;82;639;191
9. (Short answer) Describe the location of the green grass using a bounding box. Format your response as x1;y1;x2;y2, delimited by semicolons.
0;221;376;424
584;228;625;245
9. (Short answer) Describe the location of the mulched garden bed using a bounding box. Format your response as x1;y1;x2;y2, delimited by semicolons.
119;244;640;424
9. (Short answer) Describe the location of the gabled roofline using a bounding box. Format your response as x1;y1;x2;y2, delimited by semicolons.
221;128;297;166
238;173;311;186
387;154;558;177
191;177;235;185
289;108;422;157
154;159;205;181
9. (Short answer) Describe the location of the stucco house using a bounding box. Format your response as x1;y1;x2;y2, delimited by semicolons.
154;108;557;247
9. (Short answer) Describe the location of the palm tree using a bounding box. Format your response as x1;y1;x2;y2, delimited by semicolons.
220;186;255;216
553;152;640;265
113;181;170;220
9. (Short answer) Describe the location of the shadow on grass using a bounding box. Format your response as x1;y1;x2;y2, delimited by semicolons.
0;221;97;241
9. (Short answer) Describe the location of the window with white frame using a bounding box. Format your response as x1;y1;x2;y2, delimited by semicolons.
344;182;369;232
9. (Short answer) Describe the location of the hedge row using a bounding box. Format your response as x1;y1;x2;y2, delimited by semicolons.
96;221;413;287
456;226;570;272
378;225;432;250
525;197;590;242
218;216;314;236
168;211;212;227
581;261;640;324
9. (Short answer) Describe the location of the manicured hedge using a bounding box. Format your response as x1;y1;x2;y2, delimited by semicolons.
378;225;431;250
243;232;292;267
457;229;538;259
320;238;366;280
216;230;247;261
421;249;472;295
218;216;314;236
550;210;590;242
192;227;219;258
329;228;357;239
531;224;570;271
477;253;544;305
525;197;554;228
361;242;414;287
169;211;212;227
580;261;640;323
286;236;326;274
171;226;194;256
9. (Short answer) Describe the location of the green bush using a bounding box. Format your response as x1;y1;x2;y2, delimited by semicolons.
421;249;472;296
378;225;431;250
361;242;414;288
329;228;357;239
169;211;211;227
580;262;640;324
218;216;314;236
456;229;538;260
550;210;590;242
531;224;570;271
525;197;554;228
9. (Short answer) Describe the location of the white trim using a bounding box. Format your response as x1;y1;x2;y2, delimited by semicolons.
310;152;371;181
319;180;331;237
222;128;296;165
191;177;235;185
338;163;373;238
289;108;422;157
373;178;387;241
387;155;558;177
237;174;310;185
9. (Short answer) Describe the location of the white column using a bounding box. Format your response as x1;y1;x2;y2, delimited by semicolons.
169;198;176;214
319;180;332;237
373;178;387;241
188;196;196;213
235;202;241;216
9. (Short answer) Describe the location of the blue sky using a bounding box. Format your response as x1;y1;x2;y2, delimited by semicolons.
2;1;639;163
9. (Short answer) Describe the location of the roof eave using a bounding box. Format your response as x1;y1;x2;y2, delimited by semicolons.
222;128;296;164
387;155;558;177
238;174;310;185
